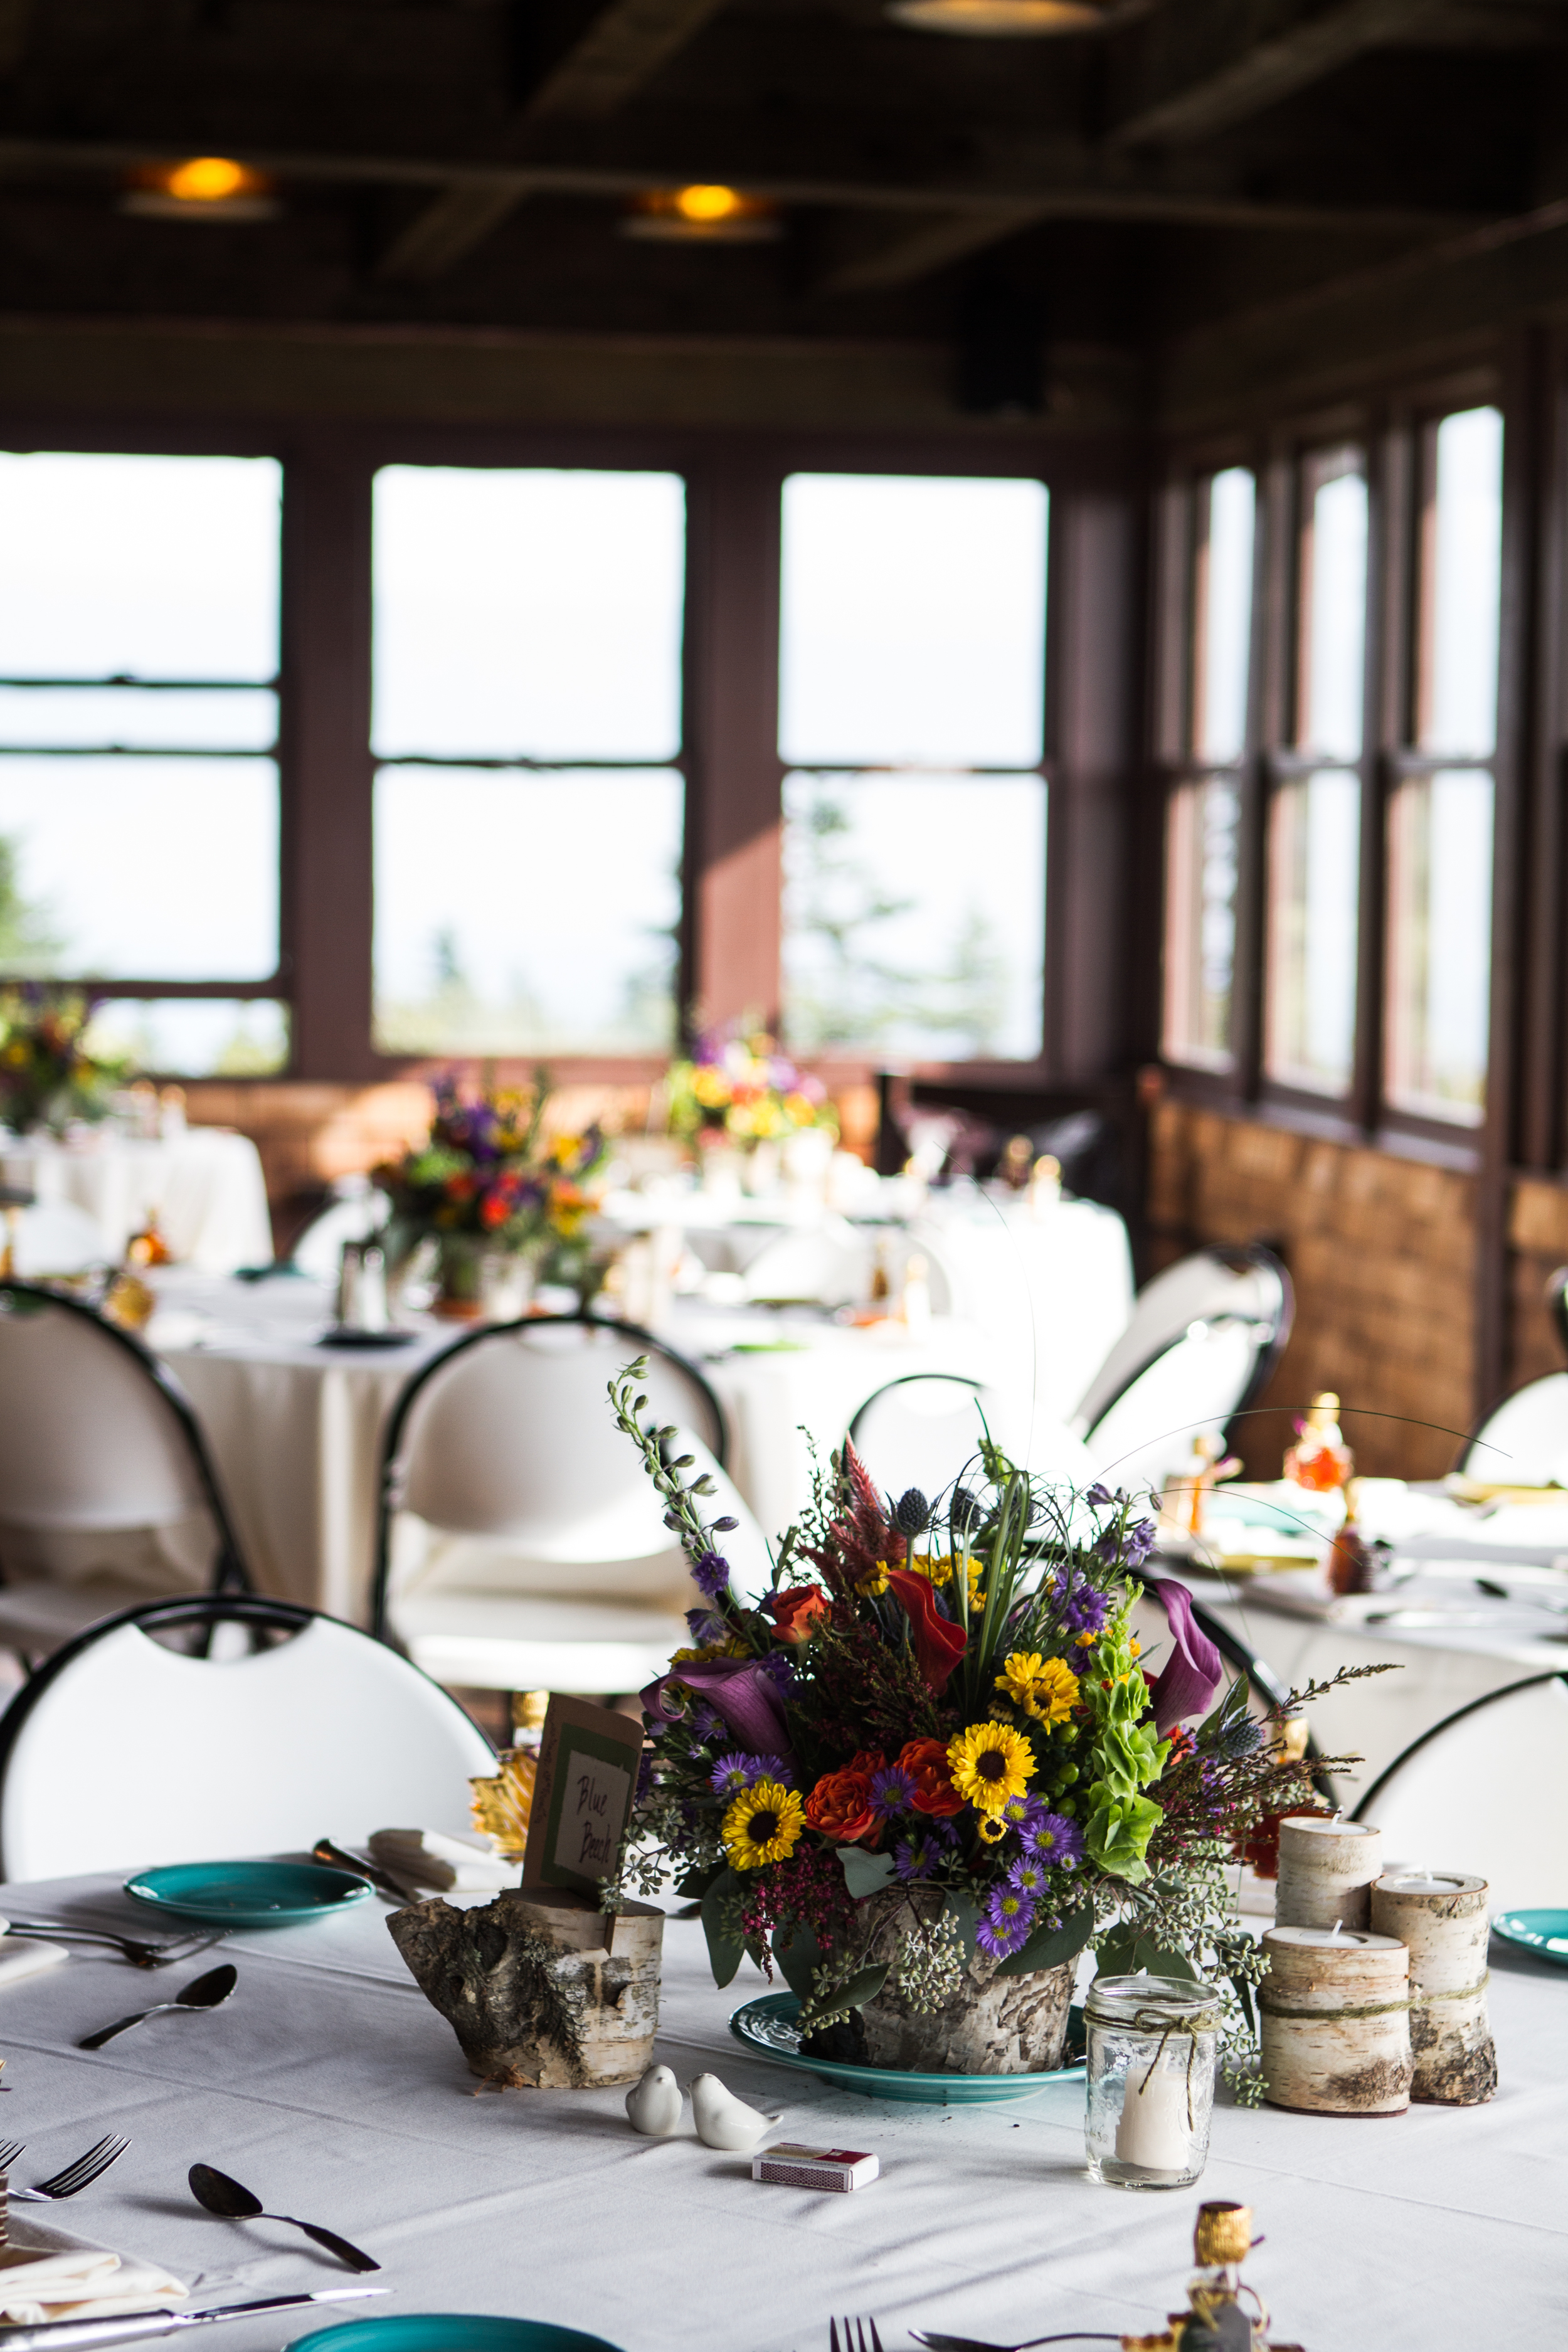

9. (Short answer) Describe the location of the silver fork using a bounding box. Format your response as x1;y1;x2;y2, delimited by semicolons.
831;2323;886;2352
11;2135;130;2202
4;1922;226;1970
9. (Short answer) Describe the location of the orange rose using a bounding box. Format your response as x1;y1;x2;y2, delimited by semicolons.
766;1585;831;1645
898;1737;965;1818
804;1766;878;1844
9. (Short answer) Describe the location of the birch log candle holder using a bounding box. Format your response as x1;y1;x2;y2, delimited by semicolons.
1258;1926;1412;2115
1274;1817;1382;1929
1371;1872;1497;2106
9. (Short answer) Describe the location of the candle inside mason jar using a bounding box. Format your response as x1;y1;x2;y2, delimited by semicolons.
1115;2062;1190;2169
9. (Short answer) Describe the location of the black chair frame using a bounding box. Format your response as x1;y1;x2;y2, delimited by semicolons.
0;1280;252;1601
368;1310;728;1646
847;1372;985;1451
1080;1244;1295;1462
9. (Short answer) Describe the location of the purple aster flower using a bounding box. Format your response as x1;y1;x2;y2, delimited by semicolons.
692;1550;732;1600
1024;1811;1085;1870
756;1648;797;1693
868;1764;917;1822
893;1822;956;1882
1053;1572;1110;1639
748;1753;795;1788
710;1752;755;1798
976;1885;1036;1960
689;1702;726;1743
997;1789;1046;1835
1007;1855;1048;1902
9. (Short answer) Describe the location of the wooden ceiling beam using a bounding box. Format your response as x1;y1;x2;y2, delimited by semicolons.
376;175;530;281
1111;0;1447;149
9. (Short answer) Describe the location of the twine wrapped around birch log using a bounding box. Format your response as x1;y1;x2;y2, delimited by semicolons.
1259;1926;1412;2115
1370;1872;1496;2107
1274;1818;1383;1930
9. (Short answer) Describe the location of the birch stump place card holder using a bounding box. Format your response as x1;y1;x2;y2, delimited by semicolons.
389;1697;665;2091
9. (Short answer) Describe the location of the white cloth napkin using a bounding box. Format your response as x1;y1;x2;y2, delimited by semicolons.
369;1828;521;1894
0;2215;187;2324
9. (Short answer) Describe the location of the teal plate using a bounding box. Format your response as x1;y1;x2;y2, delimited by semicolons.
124;1861;373;1927
1492;1909;1568;1964
289;2319;622;2352
730;1990;1086;2104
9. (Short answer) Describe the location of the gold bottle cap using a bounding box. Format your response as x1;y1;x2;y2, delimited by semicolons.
1306;1392;1340;1423
511;1690;549;1734
1194;2201;1253;2266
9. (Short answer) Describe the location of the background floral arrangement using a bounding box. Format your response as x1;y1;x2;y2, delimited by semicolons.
662;1026;835;1149
607;1359;1371;2089
0;985;124;1136
375;1072;609;1261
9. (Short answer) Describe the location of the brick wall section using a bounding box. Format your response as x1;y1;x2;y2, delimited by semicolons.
1148;1099;1478;1481
1508;1177;1568;1390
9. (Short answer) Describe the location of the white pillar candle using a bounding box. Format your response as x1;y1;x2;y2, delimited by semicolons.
1115;2060;1192;2171
1370;1871;1495;2106
1275;1817;1383;1931
1259;1924;1411;2115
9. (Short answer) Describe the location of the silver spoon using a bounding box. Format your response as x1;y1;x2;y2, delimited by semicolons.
188;2163;379;2273
78;1964;238;2050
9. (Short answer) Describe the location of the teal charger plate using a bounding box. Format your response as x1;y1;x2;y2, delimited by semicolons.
729;1989;1086;2104
124;1860;373;1927
1492;1908;1568;1964
289;2319;623;2352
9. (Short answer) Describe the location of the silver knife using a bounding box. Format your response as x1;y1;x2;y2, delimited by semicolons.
0;2286;388;2349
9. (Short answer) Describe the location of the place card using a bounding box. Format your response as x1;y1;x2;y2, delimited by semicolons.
522;1695;644;1901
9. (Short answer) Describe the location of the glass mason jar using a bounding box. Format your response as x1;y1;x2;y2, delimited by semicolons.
1084;1974;1219;2190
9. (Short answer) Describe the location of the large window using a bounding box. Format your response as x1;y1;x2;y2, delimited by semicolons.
778;472;1049;1061
371;467;686;1057
1162;467;1255;1069
0;452;285;1074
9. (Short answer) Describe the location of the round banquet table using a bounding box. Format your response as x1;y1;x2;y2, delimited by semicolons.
0;1128;272;1274
0;1865;1560;2350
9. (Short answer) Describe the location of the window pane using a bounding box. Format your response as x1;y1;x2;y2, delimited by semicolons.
1193;469;1255;762
0;757;278;979
1298;448;1367;760
0;686;275;751
372;469;685;761
1162;775;1240;1068
1385;768;1493;1122
1420;407;1503;756
373;766;681;1054
0;453;280;681
83;998;288;1076
779;475;1047;767
1266;770;1359;1093
781;771;1045;1059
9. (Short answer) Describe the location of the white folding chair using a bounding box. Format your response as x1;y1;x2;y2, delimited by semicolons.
741;1221;872;1308
0;1284;250;1663
11;1202;107;1277
1459;1374;1568;1486
1353;1674;1568;1912
849;1372;1094;1505
371;1315;767;1695
0;1595;494;1878
1071;1245;1291;1436
1078;1316;1269;1493
289;1180;392;1285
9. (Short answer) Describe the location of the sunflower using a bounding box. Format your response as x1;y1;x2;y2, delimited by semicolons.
723;1779;805;1870
995;1653;1080;1725
856;1560;893;1598
947;1722;1037;1816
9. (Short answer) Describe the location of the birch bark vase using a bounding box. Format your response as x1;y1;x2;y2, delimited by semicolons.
1370;1873;1496;2106
1274;1818;1382;1929
1259;1927;1412;2114
849;1887;1074;2072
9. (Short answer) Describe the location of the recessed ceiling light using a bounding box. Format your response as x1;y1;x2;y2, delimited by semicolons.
622;186;782;243
887;0;1106;35
120;157;280;221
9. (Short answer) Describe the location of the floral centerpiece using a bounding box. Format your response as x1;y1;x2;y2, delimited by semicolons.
663;1028;835;1157
374;1072;610;1316
607;1359;1370;2087
0;986;124;1136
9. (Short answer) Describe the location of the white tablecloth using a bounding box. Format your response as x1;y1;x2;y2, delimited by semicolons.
0;1868;1559;2349
1;1130;272;1273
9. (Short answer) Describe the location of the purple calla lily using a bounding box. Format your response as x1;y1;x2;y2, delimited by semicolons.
1143;1576;1224;1735
640;1655;795;1761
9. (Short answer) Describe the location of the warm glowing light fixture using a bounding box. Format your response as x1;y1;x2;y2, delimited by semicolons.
622;184;782;242
887;0;1106;34
121;156;280;221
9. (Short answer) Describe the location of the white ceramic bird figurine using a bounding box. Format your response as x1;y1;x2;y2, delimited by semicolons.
689;2071;776;2153
625;2063;684;2136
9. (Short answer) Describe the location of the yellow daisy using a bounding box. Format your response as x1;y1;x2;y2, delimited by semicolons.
977;1813;1008;1843
910;1553;986;1611
723;1779;805;1870
995;1653;1080;1724
995;1651;1047;1707
947;1722;1037;1816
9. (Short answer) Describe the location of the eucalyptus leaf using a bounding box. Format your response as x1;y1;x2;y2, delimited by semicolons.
1094;1922;1204;1984
700;1866;744;1988
771;1922;822;2002
944;1889;980;1968
997;1895;1096;1978
837;1845;896;1900
1232;1970;1257;2034
674;1860;726;1900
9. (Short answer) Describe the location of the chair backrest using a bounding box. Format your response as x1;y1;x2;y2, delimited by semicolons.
1461;1371;1568;1485
0;1287;245;1582
0;1596;495;1878
372;1315;757;1635
1071;1245;1292;1435
741;1222;871;1308
12;1202;107;1277
290;1187;393;1285
1353;1673;1568;1910
848;1373;1093;1505
1080;1316;1270;1492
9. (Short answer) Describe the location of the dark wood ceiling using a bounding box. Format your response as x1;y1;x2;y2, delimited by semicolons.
1;0;1566;413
